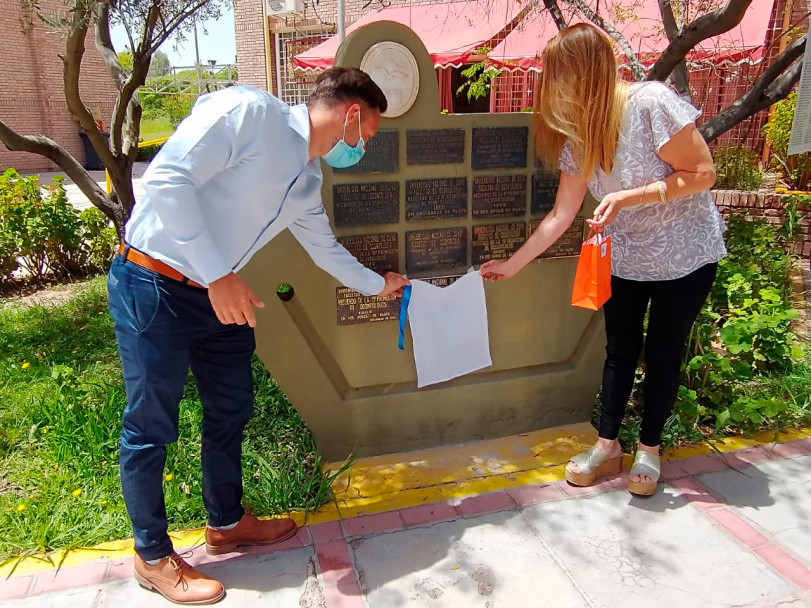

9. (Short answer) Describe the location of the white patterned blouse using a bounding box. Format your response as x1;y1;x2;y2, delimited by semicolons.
558;81;727;281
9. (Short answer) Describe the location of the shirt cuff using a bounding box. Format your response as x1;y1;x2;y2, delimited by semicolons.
352;269;386;297
177;236;232;285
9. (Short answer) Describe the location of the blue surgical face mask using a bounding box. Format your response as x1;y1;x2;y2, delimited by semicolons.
322;110;365;169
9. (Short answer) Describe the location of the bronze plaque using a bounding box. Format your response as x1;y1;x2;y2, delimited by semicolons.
471;127;528;170
336;287;399;326
472;175;527;218
333;182;400;227
406;129;465;165
405;227;467;273
471;222;527;265
334;130;399;175
337;232;399;274
531;168;560;214
406;177;468;221
530;217;587;259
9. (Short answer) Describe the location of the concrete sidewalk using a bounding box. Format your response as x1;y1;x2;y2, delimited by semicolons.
23;162;149;212
2;430;810;607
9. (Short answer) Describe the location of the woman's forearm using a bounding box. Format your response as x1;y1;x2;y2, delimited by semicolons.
622;167;716;209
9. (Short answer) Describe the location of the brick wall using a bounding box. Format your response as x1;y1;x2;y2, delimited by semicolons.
234;0;269;90
0;0;118;172
713;190;811;259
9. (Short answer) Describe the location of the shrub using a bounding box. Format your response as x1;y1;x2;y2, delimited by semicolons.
0;170;84;279
762;93;811;191
80;208;118;272
164;94;196;128
676;212;803;435
0;169;118;283
135;142;164;162
712;146;764;191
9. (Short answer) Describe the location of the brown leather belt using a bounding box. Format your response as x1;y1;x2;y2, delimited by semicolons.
118;243;205;289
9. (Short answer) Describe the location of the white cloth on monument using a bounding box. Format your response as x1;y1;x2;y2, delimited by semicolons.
407;272;492;388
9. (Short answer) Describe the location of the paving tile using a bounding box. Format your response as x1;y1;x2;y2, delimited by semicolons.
316;540;357;588
519;486;791;607
706;508;770;548
506;482;566;506
324;583;365;608
456;491;515;517
0;576;32;601
341;511;403;538
698;455;811;569
105;557;134;582
559;477;621;497
352;511;586;607
31;562;108;595
764;438;811;459
676;453;730;476
311;521;344;544
400;502;458;527
755;544;811;590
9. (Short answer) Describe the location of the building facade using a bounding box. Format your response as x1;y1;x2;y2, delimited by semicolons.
0;0;118;172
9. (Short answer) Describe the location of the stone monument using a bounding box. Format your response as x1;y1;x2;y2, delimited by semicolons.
241;22;605;460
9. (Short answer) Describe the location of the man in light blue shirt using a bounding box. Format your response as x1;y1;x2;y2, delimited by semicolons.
107;68;408;605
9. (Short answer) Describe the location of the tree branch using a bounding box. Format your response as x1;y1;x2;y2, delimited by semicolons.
647;0;753;82
0;119;117;219
658;0;691;98
93;2;127;92
699;36;805;142
567;0;646;80
543;0;568;31
147;1;212;55
63;4;117;169
111;0;159;155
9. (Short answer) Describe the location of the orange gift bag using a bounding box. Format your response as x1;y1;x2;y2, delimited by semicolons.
571;227;612;310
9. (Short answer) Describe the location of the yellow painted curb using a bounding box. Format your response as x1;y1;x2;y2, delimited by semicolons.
3;423;809;578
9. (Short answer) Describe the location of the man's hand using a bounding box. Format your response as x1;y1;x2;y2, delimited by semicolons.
480;259;518;282
588;191;630;229
378;272;410;297
208;272;265;327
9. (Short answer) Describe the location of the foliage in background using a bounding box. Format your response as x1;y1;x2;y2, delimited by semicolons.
163;94;197;129
0;279;350;560
763;93;811;191
613;210;809;451
135;142;165;162
0;170;117;286
713;146;764;191
456;47;501;101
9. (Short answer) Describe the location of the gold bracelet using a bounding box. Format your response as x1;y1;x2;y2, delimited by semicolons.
657;180;667;204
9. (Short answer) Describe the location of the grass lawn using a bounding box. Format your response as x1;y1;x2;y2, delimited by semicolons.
0;276;345;562
139;116;174;142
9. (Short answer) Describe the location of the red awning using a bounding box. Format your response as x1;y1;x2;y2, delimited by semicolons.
293;0;525;73
488;0;774;72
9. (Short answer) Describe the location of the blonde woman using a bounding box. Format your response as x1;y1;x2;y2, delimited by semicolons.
480;23;726;496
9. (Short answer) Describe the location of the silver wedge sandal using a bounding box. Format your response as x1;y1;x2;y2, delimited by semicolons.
565;446;623;487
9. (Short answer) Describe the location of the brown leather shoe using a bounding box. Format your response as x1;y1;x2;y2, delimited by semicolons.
205;513;298;555
134;552;225;605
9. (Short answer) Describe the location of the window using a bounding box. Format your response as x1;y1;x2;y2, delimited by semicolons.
274;30;332;105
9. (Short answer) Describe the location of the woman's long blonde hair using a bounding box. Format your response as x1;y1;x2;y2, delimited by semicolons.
534;23;628;179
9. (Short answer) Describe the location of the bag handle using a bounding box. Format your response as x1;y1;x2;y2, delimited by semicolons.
584;225;605;243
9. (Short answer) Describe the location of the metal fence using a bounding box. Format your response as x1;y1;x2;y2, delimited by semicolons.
140;64;239;97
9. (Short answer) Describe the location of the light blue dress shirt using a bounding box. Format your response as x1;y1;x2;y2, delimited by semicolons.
125;85;385;296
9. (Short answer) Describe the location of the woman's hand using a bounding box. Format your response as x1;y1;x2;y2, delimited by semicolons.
588;191;630;229
480;259;517;282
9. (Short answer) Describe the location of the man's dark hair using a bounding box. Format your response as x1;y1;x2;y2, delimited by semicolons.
308;67;387;113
